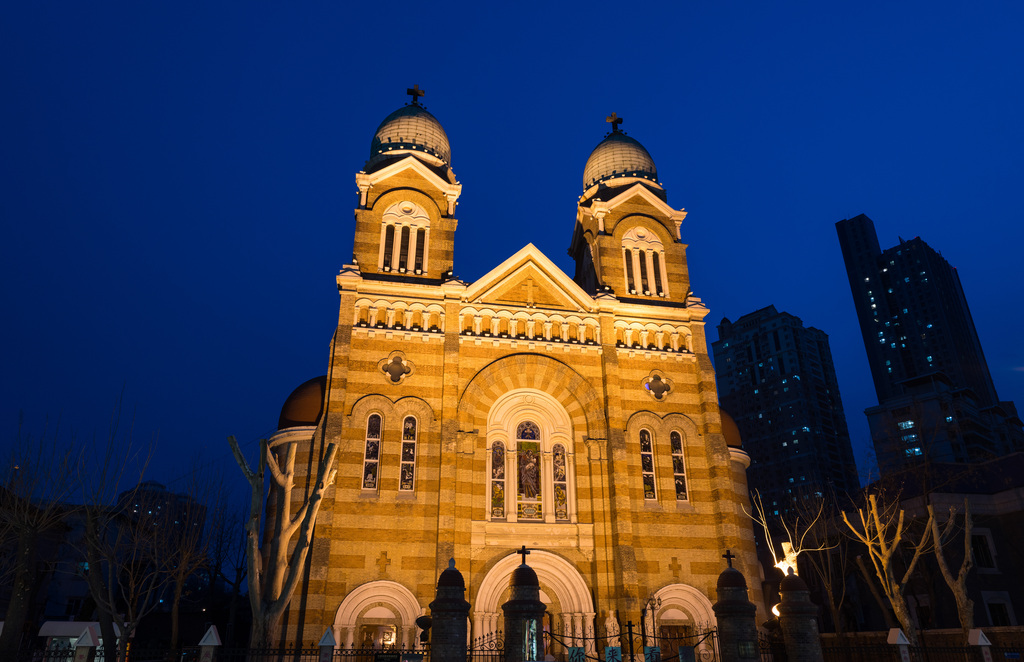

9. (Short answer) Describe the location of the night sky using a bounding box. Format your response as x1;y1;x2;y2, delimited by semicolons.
3;3;1023;496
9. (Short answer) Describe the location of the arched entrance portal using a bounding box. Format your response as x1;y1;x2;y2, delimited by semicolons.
651;584;716;656
474;551;596;654
334;580;423;649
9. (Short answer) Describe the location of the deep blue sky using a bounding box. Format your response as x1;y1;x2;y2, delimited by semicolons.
3;3;1023;494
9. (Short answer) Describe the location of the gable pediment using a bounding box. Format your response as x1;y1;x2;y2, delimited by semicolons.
595;183;686;222
464;244;596;313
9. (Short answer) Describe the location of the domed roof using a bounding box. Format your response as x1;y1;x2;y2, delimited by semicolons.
369;103;451;167
583;131;658;191
278;375;327;430
720;408;743;448
780;569;809;593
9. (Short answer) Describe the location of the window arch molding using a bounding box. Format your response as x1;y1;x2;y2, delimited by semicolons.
486;388;578;524
626;411;702;505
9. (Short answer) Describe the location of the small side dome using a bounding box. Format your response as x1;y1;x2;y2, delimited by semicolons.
369;104;451;168
720;408;743;448
780;569;809;593
278;376;327;430
583;132;658;191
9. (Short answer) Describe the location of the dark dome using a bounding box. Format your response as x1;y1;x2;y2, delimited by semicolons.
583;132;658;191
717;566;748;589
780;570;808;593
369;104;451;167
437;559;465;589
278;376;327;430
511;564;539;587
720;408;743;448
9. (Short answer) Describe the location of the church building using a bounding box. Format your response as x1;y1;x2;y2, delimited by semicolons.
272;89;765;650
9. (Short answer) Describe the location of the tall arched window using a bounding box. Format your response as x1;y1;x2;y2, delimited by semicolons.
553;444;568;521
363;414;382;491
621;226;669;297
490;442;506;519
378;201;431;274
517;421;542;521
400;416;417;491
640;428;656;500
670;430;687;501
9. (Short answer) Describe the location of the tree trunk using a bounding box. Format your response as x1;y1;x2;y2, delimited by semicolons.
0;528;38;657
85;512;119;660
171;574;184;649
855;555;897;628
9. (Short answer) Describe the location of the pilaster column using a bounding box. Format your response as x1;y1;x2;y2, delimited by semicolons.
658;250;669;296
407;227;419;272
631;248;643;293
391;224;403;269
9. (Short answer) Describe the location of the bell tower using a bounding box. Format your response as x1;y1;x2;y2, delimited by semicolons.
568;114;689;302
352;87;462;282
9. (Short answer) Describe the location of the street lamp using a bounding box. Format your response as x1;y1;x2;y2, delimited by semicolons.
640;594;662;649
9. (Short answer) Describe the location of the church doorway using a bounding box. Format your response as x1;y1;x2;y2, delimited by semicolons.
334;580;422;650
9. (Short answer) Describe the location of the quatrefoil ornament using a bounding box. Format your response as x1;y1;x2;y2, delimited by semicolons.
378;351;415;384
642;371;674;401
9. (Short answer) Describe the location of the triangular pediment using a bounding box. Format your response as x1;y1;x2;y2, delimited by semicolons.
464;244;596;313
356;155;461;196
596;183;686;222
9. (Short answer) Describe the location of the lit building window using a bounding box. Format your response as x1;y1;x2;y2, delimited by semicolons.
490;442;506;518
516;421;542;520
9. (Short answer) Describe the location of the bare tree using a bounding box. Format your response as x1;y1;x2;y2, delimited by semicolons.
842;490;934;645
790;490;854;633
78;405;166;662
744;489;836;577
206;495;248;646
0;420;81;657
927;500;974;640
229;434;337;647
164;465;215;649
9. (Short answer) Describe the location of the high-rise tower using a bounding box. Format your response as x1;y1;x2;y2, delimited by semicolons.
836;214;1023;473
712;306;859;512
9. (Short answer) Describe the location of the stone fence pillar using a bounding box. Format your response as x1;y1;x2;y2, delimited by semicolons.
711;553;759;662
777;570;823;662
430;559;471;662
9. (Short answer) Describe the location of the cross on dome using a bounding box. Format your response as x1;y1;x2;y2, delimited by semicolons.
722;549;736;568
407;84;425;105
517;545;531;564
606;112;623;133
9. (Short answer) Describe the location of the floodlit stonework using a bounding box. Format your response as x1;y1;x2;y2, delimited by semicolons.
271;97;766;649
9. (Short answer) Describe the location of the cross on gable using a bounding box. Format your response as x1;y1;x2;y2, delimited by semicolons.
377;551;392;575
668;557;682;579
606;112;623;133
722;549;736;568
407;84;425;105
517;545;531;564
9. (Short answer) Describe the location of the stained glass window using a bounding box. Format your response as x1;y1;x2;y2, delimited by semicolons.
363;414;382;491
671;430;686;500
517;421;542;520
491;442;506;518
553;444;568;521
640;429;656;500
400;416;417;491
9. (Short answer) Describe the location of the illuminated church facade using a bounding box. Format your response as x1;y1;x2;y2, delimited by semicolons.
272;90;765;649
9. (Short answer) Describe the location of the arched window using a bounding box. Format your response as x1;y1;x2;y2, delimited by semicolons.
378;201;430;274
517;421;542;521
486;390;576;524
622;226;669;297
363;414;382;491
553;444;568;521
670;430;687;500
490;442;506;519
640;428;656;500
400;416;417;491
